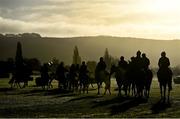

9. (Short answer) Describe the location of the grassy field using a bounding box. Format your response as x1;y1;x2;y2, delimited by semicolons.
0;77;180;118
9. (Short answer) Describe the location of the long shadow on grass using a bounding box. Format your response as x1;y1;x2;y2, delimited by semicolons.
110;98;148;115
21;88;73;97
68;95;102;102
151;99;171;114
92;96;148;115
0;87;15;92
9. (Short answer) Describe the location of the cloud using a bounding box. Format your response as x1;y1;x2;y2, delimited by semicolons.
0;0;180;39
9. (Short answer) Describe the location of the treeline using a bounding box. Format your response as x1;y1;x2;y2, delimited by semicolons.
0;41;117;78
0;33;41;39
1;41;180;78
0;58;41;78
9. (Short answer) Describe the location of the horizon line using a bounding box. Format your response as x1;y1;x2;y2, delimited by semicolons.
1;32;180;41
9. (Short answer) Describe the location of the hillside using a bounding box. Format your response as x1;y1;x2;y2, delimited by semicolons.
0;36;180;67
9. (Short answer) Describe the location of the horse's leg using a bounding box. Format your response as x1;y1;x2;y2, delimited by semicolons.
23;81;26;88
18;82;23;89
76;81;79;92
10;79;15;88
108;85;111;95
79;83;82;94
58;80;61;89
132;83;134;96
51;83;53;88
48;79;52;89
163;85;166;103
104;87;107;95
91;83;94;88
97;82;100;95
168;88;170;103
123;81;128;96
168;85;171;103
119;83;122;96
46;83;49;91
86;84;89;94
83;83;85;94
147;86;150;98
128;81;131;96
25;81;28;87
14;81;17;88
98;83;100;95
42;86;44;90
159;83;163;100
147;82;151;98
127;82;130;96
72;80;75;92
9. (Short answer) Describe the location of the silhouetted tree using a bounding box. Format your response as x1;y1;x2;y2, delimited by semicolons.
14;42;30;86
103;48;111;71
15;42;23;67
24;58;41;71
73;46;81;65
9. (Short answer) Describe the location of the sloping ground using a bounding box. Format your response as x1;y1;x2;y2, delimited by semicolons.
0;78;179;118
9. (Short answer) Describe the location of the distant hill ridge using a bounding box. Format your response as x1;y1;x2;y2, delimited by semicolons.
0;35;180;67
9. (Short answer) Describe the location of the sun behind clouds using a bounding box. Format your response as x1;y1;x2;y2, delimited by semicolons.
0;0;180;39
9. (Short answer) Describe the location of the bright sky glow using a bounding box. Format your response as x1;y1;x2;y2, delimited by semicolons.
0;0;180;39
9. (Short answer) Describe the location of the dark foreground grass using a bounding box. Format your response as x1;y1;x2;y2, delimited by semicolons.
0;78;180;118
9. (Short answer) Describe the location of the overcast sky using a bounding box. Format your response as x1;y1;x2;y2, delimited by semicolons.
1;0;180;39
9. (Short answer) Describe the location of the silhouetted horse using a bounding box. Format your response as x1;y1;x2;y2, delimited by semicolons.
9;75;29;88
35;77;50;90
125;68;136;96
69;72;79;92
143;69;153;98
134;69;147;97
157;68;173;102
96;70;111;95
8;69;32;88
79;73;89;94
110;65;126;96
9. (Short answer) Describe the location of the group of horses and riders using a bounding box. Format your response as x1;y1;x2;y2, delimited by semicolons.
8;50;173;102
95;50;153;98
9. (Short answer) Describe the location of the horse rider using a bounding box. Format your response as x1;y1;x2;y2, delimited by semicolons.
142;53;150;70
158;51;170;69
95;57;107;93
96;57;106;72
95;57;107;77
134;50;145;97
158;51;172;90
134;50;143;70
118;56;128;71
